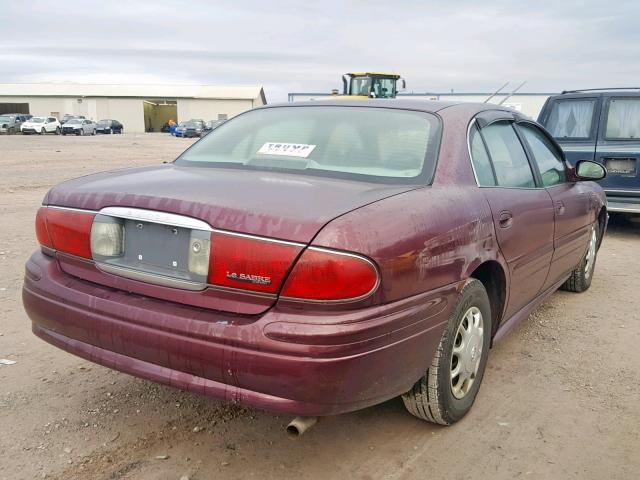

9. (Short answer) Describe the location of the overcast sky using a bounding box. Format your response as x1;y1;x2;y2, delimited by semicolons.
1;0;639;102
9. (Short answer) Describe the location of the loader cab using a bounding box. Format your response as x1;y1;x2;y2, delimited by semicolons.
342;73;405;99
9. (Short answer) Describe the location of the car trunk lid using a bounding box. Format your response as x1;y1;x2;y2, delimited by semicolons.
45;163;415;314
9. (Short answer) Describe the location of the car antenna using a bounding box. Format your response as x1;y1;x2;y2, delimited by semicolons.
498;81;527;105
483;82;509;103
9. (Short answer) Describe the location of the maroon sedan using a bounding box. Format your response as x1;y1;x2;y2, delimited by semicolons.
23;100;607;425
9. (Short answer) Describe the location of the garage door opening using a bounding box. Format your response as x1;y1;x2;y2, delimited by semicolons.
0;103;29;115
143;100;177;132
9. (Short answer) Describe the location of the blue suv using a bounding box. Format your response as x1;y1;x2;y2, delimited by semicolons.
538;88;640;214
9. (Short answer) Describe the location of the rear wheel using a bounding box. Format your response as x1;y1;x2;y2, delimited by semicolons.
40;128;46;135
78;129;83;136
55;127;61;135
402;279;491;425
561;224;599;293
92;129;96;135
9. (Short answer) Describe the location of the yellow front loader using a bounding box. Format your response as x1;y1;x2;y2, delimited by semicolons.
340;72;406;99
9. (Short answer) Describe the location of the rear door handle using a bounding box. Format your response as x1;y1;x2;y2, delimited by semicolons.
499;210;513;229
555;201;566;215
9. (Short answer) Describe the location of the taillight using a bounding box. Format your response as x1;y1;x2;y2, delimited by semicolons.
281;248;379;302
208;232;302;294
35;207;53;248
36;207;95;258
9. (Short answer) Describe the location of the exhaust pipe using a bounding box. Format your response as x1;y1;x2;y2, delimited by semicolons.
286;416;318;437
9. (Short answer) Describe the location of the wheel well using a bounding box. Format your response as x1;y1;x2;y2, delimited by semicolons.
469;261;506;341
597;207;607;248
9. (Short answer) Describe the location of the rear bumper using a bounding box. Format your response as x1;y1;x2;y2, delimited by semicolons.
605;191;640;213
23;251;455;416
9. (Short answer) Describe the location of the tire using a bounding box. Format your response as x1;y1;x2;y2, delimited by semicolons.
561;224;599;293
55;127;60;135
40;128;46;135
108;128;112;134
8;127;15;135
78;129;83;136
402;279;492;425
92;129;96;135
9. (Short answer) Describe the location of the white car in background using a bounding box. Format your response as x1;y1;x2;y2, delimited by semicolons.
61;118;96;136
21;116;61;135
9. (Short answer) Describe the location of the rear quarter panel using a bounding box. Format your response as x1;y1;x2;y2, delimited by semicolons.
311;185;504;305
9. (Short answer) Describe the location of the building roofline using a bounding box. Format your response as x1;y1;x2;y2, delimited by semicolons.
288;91;558;97
0;83;265;101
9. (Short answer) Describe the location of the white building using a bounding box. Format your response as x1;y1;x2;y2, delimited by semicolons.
288;91;554;119
0;83;267;133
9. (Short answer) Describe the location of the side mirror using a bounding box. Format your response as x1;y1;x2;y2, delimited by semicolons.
575;160;606;181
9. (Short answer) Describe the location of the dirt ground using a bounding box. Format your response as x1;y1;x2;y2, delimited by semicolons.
0;133;638;480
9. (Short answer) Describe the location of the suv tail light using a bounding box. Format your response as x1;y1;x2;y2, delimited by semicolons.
36;207;95;258
281;248;379;301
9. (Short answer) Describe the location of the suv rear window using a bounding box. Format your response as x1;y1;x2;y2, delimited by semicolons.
544;99;596;139
605;98;640;139
177;106;441;184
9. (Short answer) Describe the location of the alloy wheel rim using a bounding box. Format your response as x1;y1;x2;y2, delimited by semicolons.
450;306;484;399
584;227;597;278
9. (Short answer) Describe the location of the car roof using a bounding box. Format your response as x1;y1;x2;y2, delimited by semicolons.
256;98;516;116
550;88;640;99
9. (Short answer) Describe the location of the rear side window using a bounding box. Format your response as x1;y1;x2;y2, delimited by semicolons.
178;106;441;184
480;122;536;188
518;123;567;187
605;98;640;139
544;99;596;139
469;125;496;186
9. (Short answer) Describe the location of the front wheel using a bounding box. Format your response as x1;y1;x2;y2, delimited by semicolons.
40;128;46;135
402;278;491;425
92;129;96;135
55;127;61;135
561;224;599;293
78;129;83;136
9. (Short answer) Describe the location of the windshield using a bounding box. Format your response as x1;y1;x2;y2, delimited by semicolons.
544;98;596;139
177;106;441;183
98;120;111;125
67;119;82;125
31;117;45;123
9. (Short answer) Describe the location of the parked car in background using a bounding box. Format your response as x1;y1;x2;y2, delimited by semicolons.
204;119;227;131
61;118;96;136
21;116;61;135
61;114;86;125
175;119;205;138
0;114;24;134
96;119;124;134
539;88;640;214
23;100;608;426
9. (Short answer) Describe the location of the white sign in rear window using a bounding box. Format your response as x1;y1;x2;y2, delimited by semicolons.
257;142;317;158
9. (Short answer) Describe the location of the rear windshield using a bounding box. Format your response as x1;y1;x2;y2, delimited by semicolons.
605;98;640;139
544;98;596;139
176;106;441;183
